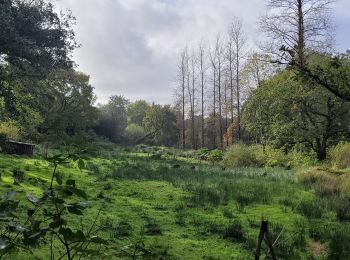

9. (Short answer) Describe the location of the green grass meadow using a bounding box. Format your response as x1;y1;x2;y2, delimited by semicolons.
1;146;349;259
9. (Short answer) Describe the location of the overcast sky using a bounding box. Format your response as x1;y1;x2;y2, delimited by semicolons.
55;0;350;105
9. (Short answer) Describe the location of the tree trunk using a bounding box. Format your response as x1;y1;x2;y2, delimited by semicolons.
297;0;305;68
213;69;217;148
218;58;223;149
201;59;205;148
236;50;241;142
316;138;327;161
182;74;185;149
191;60;196;149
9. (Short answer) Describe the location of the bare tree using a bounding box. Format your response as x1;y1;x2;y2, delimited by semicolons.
198;43;206;148
209;47;217;148
226;28;235;144
223;80;229;147
229;17;247;142
190;52;197;149
215;36;224;149
177;48;187;149
260;0;335;68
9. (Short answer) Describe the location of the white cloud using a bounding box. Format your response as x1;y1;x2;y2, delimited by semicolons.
55;0;350;104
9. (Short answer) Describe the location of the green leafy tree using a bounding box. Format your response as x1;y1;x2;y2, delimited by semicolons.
127;100;150;126
0;0;77;114
38;69;97;141
95;95;129;142
142;104;178;146
243;54;350;160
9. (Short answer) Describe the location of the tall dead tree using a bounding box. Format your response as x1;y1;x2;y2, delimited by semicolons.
229;17;247;143
224;80;229;147
260;0;334;68
209;48;217;149
198;43;206;148
226;31;235;144
190;53;196;149
215;36;224;149
177;49;188;149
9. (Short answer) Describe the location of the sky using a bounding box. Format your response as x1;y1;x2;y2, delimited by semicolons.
55;0;350;105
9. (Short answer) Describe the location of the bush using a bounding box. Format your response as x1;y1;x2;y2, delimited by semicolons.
222;144;261;167
196;148;209;160
329;142;350;169
223;220;245;242
12;168;25;185
328;225;350;259
125;123;146;141
296;198;327;218
297;168;342;197
207;149;224;163
114;220;133;237
0;120;21;140
143;218;162;235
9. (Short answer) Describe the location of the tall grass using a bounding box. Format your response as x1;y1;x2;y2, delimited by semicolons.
329;141;350;169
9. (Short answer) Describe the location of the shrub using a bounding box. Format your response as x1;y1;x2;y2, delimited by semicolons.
222;144;260;167
297;168;341;197
114;220;133;237
125;123;146;141
196;148;209;160
328;225;350;259
296;199;327;218
332;196;350;221
0;120;20;140
263;147;288;167
190;185;221;206
222;208;234;219
287;149;317;167
329;142;350;169
143;218;162;235
12;168;25;185
207;149;224;163
223;220;245;242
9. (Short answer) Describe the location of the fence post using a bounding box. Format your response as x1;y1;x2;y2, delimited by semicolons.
255;220;277;260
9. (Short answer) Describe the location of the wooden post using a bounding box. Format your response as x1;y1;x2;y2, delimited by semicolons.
255;220;277;260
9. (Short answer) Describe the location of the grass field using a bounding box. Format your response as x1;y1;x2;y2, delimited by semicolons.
1;145;350;259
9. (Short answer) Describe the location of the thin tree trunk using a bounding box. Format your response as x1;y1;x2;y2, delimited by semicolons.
191;57;196;149
213;69;217;148
200;49;205;148
297;0;305;69
218;55;223;149
229;50;234;144
224;82;228;147
236;49;241;142
182;62;186;149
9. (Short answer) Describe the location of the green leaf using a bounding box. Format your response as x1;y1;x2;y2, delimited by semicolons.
26;193;39;205
59;228;75;241
27;209;35;217
55;172;63;185
66;179;76;187
52;197;65;204
89;236;109;245
77;158;85;170
65;204;83;215
49;217;66;229
75;230;86;241
65;187;88;199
